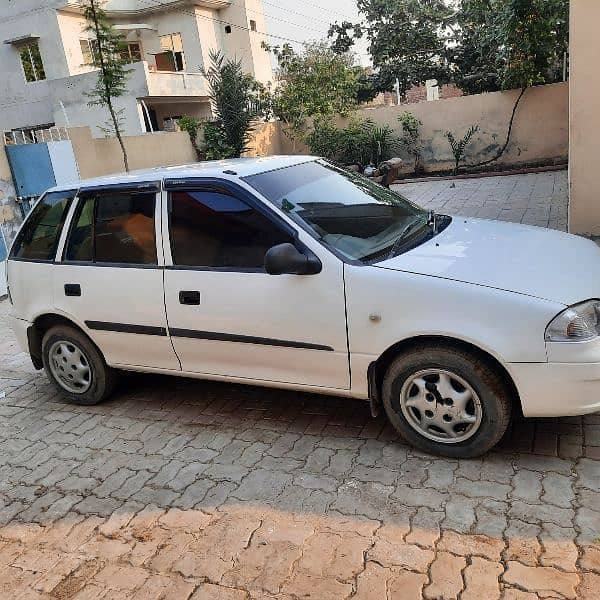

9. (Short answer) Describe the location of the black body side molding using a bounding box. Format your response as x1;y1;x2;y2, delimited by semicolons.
169;328;334;351
83;321;333;351
85;321;167;337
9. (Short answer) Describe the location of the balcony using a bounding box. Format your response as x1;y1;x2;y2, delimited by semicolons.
50;61;209;103
145;67;209;97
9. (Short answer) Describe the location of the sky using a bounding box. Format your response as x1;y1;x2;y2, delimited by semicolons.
262;0;371;66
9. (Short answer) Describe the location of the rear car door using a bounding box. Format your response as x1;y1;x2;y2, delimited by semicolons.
162;179;350;389
53;183;179;371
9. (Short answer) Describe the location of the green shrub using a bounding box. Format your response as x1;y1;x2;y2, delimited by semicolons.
306;120;344;161
202;122;237;161
307;118;399;168
398;112;423;172
177;115;202;160
446;124;480;175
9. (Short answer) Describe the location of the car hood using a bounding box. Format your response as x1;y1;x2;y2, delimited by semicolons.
375;217;600;306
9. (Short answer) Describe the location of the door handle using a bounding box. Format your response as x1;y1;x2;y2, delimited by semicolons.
179;290;201;305
64;284;81;297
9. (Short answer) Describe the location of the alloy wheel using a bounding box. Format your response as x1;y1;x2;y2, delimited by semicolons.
399;368;483;444
48;340;92;394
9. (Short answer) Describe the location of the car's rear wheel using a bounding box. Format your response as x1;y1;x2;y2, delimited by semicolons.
42;325;117;405
382;344;512;458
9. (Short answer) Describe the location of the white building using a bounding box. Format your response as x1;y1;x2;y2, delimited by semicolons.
0;0;273;137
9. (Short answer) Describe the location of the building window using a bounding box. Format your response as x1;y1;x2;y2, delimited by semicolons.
120;42;143;64
80;38;99;66
156;33;184;72
249;20;257;32
19;41;46;82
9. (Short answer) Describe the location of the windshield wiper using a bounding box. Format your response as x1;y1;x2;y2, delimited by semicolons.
385;218;426;260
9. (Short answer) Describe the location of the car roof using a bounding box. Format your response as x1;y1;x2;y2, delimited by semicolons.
49;155;318;193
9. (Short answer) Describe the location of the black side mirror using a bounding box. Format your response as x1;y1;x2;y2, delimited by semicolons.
264;243;322;275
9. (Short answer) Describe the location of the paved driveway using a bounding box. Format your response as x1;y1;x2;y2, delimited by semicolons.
394;170;568;231
1;169;598;600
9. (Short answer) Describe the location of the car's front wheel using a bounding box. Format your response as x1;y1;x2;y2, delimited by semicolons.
382;344;512;458
42;325;117;405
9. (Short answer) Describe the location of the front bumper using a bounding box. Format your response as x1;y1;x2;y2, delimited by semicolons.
510;361;600;417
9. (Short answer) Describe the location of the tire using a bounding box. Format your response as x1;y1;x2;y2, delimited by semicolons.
382;344;512;458
42;325;117;405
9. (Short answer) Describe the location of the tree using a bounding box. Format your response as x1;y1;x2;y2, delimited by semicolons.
329;0;569;96
82;0;131;171
463;0;569;168
495;0;569;90
449;0;504;95
203;50;266;158
266;42;373;138
329;0;454;97
329;0;569;167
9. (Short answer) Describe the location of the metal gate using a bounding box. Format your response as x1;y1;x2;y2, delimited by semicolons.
4;127;80;203
0;227;7;297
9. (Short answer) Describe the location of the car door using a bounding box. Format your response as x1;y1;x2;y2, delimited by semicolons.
53;182;179;371
162;178;350;390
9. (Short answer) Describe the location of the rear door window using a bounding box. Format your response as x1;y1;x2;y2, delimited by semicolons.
10;190;75;261
65;190;157;265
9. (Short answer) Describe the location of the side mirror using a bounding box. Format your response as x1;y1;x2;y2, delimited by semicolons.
264;243;322;275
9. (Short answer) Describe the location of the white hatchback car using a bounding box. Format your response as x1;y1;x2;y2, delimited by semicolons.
6;156;600;457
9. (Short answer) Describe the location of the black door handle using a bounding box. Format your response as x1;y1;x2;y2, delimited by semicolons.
179;290;201;305
64;284;81;297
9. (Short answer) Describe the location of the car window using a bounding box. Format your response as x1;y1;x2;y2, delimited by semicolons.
65;197;94;262
169;189;291;269
10;190;75;261
65;191;157;265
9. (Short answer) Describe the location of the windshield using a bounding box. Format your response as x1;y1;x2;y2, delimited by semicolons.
243;160;428;261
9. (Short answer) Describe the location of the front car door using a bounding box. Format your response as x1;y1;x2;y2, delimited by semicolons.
162;178;350;390
53;182;179;371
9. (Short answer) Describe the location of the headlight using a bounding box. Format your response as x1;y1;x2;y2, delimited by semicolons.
545;300;600;342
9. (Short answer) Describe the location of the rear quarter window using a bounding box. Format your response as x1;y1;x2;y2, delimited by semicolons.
10;190;75;261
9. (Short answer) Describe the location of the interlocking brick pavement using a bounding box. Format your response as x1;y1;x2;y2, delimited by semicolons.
1;170;598;599
394;169;568;232
0;299;598;599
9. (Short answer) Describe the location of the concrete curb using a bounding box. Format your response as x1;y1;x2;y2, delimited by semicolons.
393;164;568;185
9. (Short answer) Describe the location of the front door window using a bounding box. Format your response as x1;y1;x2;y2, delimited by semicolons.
169;189;292;270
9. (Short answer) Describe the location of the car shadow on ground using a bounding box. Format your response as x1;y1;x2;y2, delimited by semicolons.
113;370;589;460
1;367;597;599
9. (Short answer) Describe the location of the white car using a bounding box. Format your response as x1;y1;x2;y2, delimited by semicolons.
6;156;600;457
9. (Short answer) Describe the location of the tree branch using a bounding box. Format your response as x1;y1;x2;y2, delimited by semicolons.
466;87;526;170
